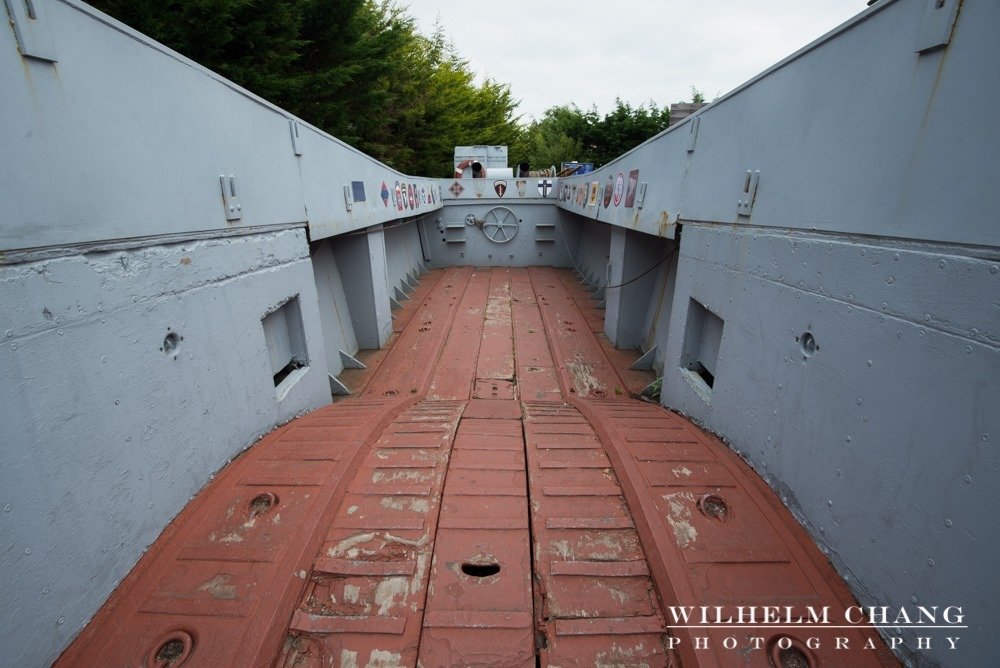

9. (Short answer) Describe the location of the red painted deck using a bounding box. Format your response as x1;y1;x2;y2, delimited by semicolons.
58;267;895;667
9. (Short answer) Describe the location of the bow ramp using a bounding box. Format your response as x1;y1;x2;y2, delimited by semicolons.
59;267;890;667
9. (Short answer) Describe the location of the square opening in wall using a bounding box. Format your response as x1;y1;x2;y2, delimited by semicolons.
262;295;308;396
680;298;724;401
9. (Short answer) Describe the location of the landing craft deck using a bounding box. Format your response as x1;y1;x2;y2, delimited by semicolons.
58;267;893;667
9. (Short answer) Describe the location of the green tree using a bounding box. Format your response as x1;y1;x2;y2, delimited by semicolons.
514;100;669;171
86;0;523;175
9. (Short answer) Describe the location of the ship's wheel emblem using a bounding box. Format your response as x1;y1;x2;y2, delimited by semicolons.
480;206;519;243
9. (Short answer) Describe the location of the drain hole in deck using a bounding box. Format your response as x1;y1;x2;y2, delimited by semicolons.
698;493;729;521
150;630;193;666
249;492;278;517
768;636;815;668
461;562;501;577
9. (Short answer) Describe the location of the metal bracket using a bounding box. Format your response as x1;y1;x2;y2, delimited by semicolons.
630;346;658;371
4;0;57;62
343;184;353;211
338;350;367;370
736;170;760;217
915;0;961;54
635;182;648;209
219;175;242;221
685;117;700;153
289;119;303;156
329;374;351;397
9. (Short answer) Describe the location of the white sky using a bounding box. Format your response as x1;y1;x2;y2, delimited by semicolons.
402;0;867;122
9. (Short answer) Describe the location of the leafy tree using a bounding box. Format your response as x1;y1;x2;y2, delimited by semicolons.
87;0;522;175
514;100;669;171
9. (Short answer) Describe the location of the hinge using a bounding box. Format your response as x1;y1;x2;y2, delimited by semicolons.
343;184;353;211
4;0;58;62
736;170;760;217
219;175;242;221
916;0;961;54
685;116;700;153
288;119;302;156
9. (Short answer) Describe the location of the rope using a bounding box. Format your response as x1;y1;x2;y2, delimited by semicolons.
557;220;678;290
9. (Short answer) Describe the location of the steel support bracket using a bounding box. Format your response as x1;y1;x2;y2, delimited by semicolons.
339;350;367;370
4;0;58;62
685;117;700;153
328;373;351;396
916;0;961;54
219;175;242;221
736;170;760;217
630;346;658;371
289;119;303;156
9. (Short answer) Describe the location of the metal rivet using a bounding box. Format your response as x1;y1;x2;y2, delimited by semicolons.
4;330;11;338
3;504;11;513
10;344;17;351
990;266;998;274
25;547;32;555
57;617;65;625
827;499;833;506
945;519;953;527
965;346;973;354
866;360;873;367
983;434;991;442
911;596;918;603
846;436;852;443
928;559;935;567
963;475;972;483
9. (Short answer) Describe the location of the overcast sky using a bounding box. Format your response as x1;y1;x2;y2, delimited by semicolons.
402;1;867;121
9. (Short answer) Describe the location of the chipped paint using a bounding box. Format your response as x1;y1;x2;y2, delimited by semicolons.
663;492;698;547
329;532;378;557
374;577;410;616
340;648;359;668
366;649;403;668
566;359;604;395
197;574;236;600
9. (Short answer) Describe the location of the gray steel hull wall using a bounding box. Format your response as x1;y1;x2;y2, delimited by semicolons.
656;224;998;665
0;230;333;665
